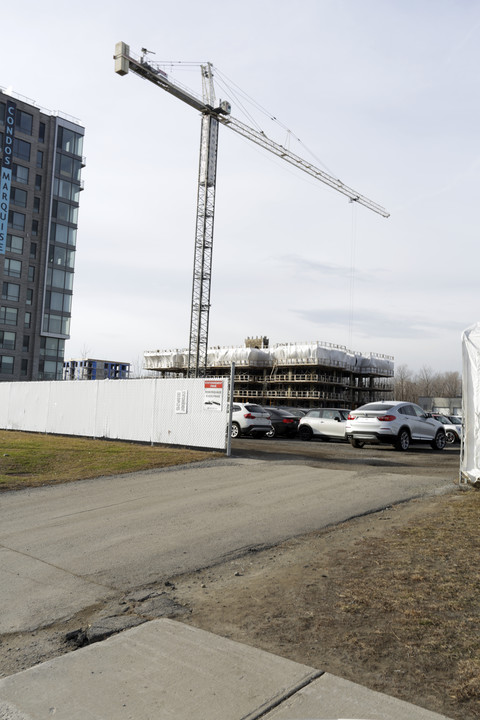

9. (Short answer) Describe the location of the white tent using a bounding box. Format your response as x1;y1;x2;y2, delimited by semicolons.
461;322;480;486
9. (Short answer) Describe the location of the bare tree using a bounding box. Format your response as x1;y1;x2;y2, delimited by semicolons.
415;365;436;398
438;371;462;398
394;364;415;401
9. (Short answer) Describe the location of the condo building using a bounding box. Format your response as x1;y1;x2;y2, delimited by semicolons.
0;89;85;381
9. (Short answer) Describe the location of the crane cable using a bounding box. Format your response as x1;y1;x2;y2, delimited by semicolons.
348;201;357;351
212;67;339;178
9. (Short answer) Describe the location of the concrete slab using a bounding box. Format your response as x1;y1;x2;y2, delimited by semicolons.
263;672;452;719
0;619;321;720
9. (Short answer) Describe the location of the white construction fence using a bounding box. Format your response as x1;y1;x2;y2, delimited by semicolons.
0;377;231;452
461;323;480;486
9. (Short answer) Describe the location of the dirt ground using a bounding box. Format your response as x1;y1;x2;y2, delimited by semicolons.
1;487;479;720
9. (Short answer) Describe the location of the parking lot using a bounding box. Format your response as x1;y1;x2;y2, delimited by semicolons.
231;435;461;481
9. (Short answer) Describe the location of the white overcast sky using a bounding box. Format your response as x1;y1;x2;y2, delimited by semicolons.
2;0;478;373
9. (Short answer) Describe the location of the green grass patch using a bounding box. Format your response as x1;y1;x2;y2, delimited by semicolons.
0;431;220;490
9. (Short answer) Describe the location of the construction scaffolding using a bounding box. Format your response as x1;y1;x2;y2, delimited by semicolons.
144;339;394;409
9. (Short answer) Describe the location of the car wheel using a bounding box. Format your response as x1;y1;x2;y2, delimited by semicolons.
350;438;365;448
299;425;313;441
394;429;410;451
266;427;276;438
445;430;456;444
431;430;446;451
230;422;241;439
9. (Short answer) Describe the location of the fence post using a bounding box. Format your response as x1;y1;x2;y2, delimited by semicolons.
226;362;235;456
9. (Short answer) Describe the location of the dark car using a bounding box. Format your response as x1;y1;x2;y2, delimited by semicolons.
263;407;300;438
271;406;307;418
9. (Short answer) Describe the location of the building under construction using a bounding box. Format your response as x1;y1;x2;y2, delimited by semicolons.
144;337;394;410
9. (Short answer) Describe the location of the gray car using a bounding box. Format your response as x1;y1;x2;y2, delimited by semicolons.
346;401;446;451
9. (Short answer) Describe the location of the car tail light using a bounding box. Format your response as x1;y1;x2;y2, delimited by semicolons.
282;418;295;424
244;413;254;418
347;414;355;420
378;414;396;421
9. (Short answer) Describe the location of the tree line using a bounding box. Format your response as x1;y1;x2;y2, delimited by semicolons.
394;365;461;402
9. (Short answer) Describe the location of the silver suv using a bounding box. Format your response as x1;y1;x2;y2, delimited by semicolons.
299;408;350;441
346;401;446;451
230;403;272;438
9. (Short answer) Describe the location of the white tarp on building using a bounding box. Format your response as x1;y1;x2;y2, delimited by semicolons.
145;342;394;374
461;322;480;486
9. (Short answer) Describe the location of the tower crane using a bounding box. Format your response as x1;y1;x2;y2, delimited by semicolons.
114;42;389;377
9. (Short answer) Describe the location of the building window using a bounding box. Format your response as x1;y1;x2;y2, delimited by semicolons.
46;290;71;313
15;109;33;135
0;356;14;374
49;245;75;268
8;211;25;231
0;331;15;350
46;267;74;291
12;164;29;184
11;187;27;208
30;242;37;259
6;234;23;254
2;282;20;301
13;138;31;162
4;258;22;278
54;178;80;202
24;312;31;328
57;126;84;156
22;335;29;352
31;219;38;236
40;336;65;357
51;223;76;246
55;154;82;181
0;307;18;325
35;174;42;191
20;358;28;376
26;288;33;305
28;266;35;282
39;122;46;143
52;200;78;224
43;313;70;335
37;150;43;168
33;197;40;214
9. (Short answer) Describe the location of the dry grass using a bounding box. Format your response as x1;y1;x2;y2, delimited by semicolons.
178;489;480;720
327;490;480;714
0;430;219;490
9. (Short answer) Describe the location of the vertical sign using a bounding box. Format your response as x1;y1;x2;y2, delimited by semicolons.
175;390;188;414
204;380;223;410
0;100;16;255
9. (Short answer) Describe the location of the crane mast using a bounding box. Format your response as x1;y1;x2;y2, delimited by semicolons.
114;42;389;377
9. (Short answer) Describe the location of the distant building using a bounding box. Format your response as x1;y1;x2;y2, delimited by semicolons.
63;359;131;381
417;397;462;417
144;338;394;409
0;89;85;381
